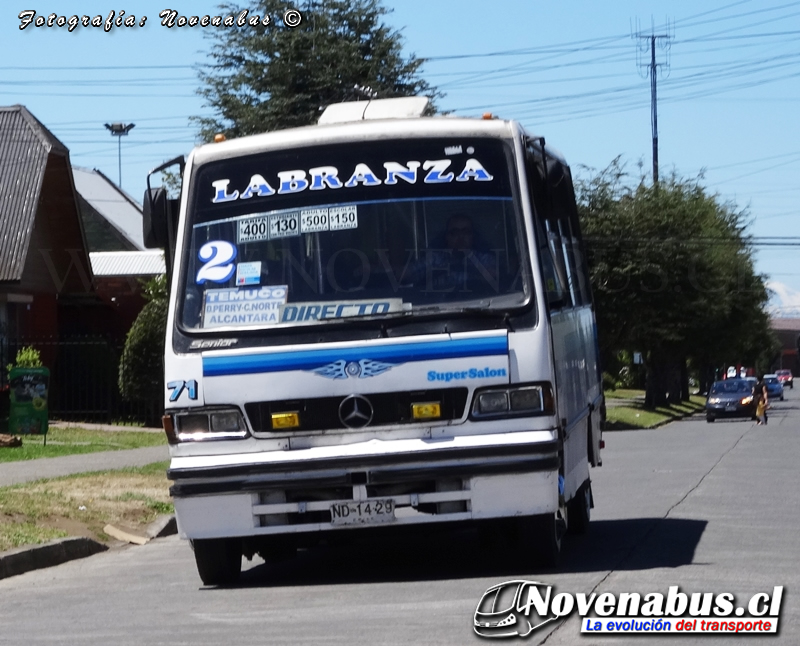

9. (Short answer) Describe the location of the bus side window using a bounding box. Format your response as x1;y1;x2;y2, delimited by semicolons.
526;145;570;310
557;167;592;307
545;157;588;308
535;217;566;308
545;220;573;309
556;220;579;306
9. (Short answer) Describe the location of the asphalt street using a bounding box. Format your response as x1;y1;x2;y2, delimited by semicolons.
0;389;797;645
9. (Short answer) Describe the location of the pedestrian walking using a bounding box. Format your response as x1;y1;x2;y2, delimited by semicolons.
754;375;769;425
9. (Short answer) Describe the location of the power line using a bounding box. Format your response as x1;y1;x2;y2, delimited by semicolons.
0;64;195;71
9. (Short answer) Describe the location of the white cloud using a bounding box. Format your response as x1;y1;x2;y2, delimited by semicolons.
767;281;800;318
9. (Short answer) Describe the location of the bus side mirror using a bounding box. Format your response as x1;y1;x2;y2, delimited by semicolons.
143;187;179;251
143;187;168;249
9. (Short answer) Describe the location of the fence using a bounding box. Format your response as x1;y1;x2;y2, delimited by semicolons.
1;335;152;425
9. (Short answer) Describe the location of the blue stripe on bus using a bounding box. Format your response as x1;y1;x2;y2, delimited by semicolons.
202;335;508;377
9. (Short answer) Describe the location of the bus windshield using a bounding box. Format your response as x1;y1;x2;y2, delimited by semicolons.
180;137;529;331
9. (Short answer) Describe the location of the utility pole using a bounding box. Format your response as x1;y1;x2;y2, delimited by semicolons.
634;22;671;185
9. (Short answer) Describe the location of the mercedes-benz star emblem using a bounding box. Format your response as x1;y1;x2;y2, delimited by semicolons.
338;394;374;429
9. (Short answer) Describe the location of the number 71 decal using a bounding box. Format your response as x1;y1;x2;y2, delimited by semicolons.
167;380;198;402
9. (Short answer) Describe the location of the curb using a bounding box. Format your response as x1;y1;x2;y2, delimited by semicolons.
147;514;177;539
604;401;706;432
604;411;704;432
0;515;177;581
0;537;107;581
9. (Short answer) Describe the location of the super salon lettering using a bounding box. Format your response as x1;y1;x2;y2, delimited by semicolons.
210;159;494;204
428;367;507;382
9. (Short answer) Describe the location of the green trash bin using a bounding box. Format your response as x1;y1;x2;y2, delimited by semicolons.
9;367;50;437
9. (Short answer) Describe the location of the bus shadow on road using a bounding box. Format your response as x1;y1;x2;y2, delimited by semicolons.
227;516;706;589
559;517;707;573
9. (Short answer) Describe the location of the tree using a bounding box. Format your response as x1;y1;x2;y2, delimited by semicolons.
576;160;776;406
118;275;168;426
195;0;442;140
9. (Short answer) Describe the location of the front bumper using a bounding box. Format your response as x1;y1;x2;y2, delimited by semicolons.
705;403;754;418
168;431;559;539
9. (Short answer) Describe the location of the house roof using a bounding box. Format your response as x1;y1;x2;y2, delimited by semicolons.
771;318;800;332
73;167;145;250
90;250;165;277
0;105;70;282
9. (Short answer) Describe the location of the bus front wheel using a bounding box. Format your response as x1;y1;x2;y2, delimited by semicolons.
192;537;242;586
519;509;566;569
567;481;592;535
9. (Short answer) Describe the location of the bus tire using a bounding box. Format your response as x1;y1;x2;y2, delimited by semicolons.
567;481;592;535
258;537;297;564
192;538;242;586
519;512;564;568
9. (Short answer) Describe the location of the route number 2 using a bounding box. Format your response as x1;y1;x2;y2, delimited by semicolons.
196;241;237;284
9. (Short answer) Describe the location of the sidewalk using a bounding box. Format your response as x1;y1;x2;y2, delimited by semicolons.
49;420;163;433
605;396;645;408
1;439;174;580
0;444;169;487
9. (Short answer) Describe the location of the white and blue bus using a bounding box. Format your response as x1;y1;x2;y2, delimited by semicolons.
145;97;604;585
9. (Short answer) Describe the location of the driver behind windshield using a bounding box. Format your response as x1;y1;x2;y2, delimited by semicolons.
408;214;499;292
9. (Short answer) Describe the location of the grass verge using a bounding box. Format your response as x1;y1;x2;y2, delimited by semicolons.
605;391;706;430
0;426;166;463
0;461;172;552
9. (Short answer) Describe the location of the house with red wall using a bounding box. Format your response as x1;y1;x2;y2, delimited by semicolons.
1;105;164;424
0;105;98;378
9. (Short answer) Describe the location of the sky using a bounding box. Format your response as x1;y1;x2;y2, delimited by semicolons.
2;0;799;316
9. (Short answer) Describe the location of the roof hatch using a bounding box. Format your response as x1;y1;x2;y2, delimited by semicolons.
318;96;430;125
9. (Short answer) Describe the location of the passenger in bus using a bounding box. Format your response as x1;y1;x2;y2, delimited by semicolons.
408;214;499;292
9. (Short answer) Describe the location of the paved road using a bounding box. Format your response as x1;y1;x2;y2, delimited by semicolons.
0;389;798;645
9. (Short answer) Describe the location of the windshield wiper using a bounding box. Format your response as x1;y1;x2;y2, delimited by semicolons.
327;309;413;323
326;299;522;327
409;303;516;331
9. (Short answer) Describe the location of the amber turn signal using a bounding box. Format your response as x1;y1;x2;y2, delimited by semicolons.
271;412;300;429
411;402;441;420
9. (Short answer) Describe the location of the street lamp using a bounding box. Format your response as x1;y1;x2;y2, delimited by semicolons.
104;122;135;188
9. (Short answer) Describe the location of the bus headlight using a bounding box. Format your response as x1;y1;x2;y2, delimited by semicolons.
477;391;508;414
496;613;517;627
210;411;242;433
510;387;543;412
174;408;248;441
471;383;554;419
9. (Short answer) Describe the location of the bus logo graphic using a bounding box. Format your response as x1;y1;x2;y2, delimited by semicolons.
474;580;557;639
338;395;374;429
311;359;396;380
